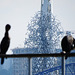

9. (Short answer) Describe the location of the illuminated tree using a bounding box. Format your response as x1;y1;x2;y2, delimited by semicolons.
24;0;64;74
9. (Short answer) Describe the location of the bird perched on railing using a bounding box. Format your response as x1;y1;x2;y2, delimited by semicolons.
61;35;75;59
0;24;11;64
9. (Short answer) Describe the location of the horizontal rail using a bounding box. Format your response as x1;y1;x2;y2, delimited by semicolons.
0;53;75;58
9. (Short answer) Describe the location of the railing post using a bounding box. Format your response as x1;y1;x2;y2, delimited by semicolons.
62;52;65;75
29;57;32;75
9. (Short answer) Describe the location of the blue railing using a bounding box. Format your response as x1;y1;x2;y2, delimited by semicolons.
35;63;75;75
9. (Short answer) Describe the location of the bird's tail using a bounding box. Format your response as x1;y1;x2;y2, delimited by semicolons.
1;57;4;65
65;52;70;59
65;55;68;59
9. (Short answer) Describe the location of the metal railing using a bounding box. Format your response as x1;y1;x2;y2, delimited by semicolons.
0;53;75;75
0;53;75;58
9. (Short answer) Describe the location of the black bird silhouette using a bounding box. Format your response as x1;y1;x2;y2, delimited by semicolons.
0;24;11;64
61;35;75;59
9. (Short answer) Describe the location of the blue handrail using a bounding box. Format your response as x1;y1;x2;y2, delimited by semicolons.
35;63;75;75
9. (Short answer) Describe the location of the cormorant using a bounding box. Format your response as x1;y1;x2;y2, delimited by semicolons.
61;35;75;59
0;24;11;64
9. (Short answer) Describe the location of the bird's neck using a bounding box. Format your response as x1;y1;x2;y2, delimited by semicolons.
5;31;9;37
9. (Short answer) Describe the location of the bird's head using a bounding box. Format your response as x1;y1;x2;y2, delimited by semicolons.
5;24;11;31
67;35;73;44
